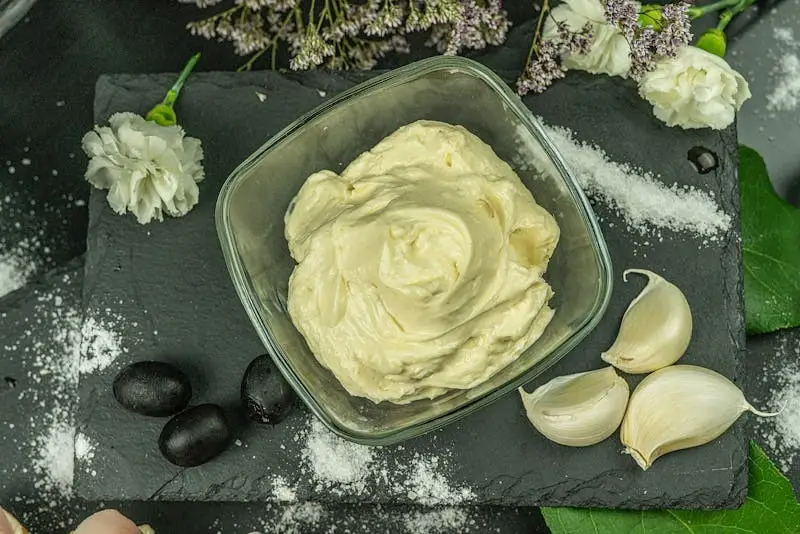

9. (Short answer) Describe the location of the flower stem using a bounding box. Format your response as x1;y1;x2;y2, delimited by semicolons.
145;53;200;126
524;0;551;69
717;0;757;30
162;52;201;108
688;0;740;19
716;10;733;30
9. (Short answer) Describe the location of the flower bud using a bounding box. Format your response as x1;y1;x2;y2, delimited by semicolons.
696;28;727;57
145;103;177;127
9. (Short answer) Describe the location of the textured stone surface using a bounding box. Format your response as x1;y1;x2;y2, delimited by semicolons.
73;58;749;509
75;19;748;507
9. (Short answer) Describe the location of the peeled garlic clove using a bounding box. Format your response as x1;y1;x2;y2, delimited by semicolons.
621;364;778;470
601;269;692;374
519;366;630;447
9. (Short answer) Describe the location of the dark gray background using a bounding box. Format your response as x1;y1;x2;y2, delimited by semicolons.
1;0;799;533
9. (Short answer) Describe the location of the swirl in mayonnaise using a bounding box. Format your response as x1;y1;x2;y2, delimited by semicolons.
286;121;559;404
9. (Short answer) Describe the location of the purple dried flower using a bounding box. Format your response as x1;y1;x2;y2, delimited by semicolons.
517;40;567;95
437;0;510;55
623;2;693;79
629;27;657;78
230;9;270;55
365;3;405;37
656;2;692;57
604;0;638;39
237;0;273;9
517;18;593;95
290;27;335;70
183;0;511;72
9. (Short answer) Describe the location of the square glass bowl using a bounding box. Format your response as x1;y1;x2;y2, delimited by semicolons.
216;56;613;445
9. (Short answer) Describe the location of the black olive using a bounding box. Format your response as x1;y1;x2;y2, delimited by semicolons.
113;361;192;417
241;354;296;425
158;404;232;467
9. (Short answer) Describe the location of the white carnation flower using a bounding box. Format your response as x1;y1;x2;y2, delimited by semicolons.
81;112;205;224
639;46;751;130
543;0;636;78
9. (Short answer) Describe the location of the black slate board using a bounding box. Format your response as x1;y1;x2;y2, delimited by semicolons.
75;40;747;508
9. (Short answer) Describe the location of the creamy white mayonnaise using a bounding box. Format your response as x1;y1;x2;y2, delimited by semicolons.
285;120;559;404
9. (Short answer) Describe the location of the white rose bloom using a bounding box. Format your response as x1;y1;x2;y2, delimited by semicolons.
543;0;635;78
639;46;751;130
81;112;205;224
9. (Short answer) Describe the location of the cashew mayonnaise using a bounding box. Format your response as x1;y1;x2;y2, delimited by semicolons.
285;120;559;404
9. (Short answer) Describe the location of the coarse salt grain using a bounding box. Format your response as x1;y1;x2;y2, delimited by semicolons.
74;432;97;463
18;284;83;500
757;334;800;473
774;26;795;44
299;415;475;505
767;54;800;112
302;417;374;494
401;455;475;506
79;314;128;374
272;475;298;502
402;507;469;534
540;121;732;240
766;27;800;112
32;421;76;494
0;238;42;298
256;502;325;534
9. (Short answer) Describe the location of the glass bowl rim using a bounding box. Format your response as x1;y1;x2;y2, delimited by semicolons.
215;55;614;445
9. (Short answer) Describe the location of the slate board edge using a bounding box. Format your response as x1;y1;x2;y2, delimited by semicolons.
76;60;747;509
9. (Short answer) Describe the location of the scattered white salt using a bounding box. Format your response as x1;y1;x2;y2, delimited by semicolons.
18;287;83;498
540;121;732;240
302;416;374;494
402;507;469;534
299;415;475;505
74;432;97;463
774;26;795;44
56;101;65;107
0;246;38;297
256;91;267;102
767;54;800;112
401;455;475;506
271;475;298;502
259;502;325;534
757;334;800;473
0;240;42;297
79;314;128;374
32;421;76;494
766;26;800;112
21;158;31;166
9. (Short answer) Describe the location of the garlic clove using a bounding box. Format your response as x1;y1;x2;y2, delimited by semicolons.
1;508;28;534
621;364;779;470
519;366;630;447
602;269;692;374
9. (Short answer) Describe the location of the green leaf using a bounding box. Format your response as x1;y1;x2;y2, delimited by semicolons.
739;145;800;334
542;442;800;533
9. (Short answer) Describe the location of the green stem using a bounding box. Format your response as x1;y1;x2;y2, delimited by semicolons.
688;0;740;19
718;0;757;29
162;53;201;108
716;10;733;30
524;0;551;69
